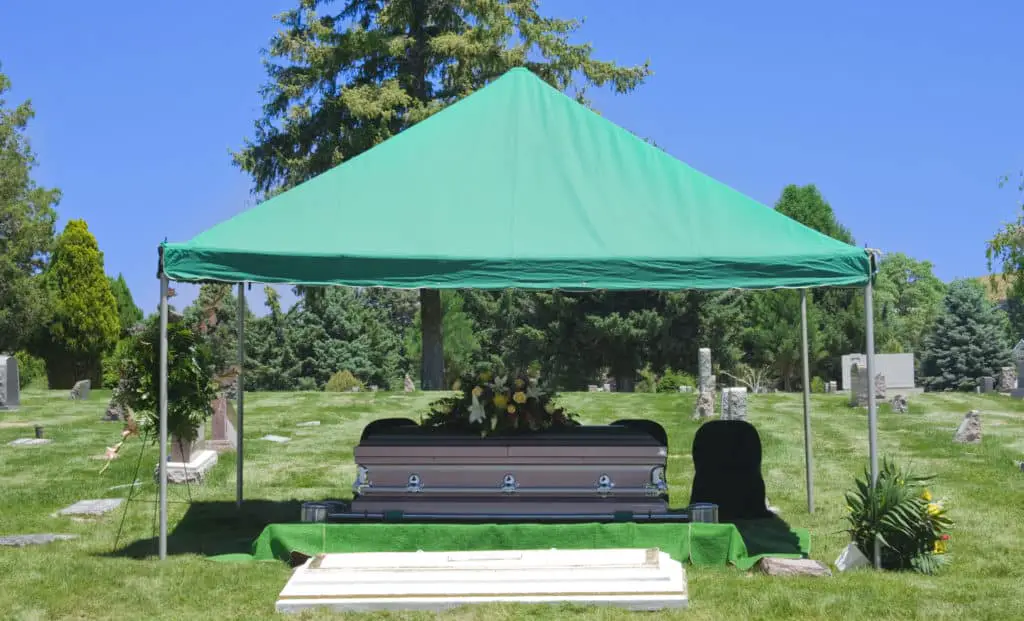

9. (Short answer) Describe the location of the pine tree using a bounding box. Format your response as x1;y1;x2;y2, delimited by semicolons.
233;0;651;390
37;220;119;387
107;273;143;337
920;279;1012;391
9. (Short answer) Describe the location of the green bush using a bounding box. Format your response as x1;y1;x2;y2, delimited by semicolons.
810;376;825;393
637;365;658;393
845;458;953;574
325;370;363;392
14;351;46;389
657;369;695;393
295;377;318;392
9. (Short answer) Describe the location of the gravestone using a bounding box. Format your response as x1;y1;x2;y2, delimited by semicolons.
69;379;91;401
8;438;52;446
697;348;712;391
262;434;290;443
692;389;715;420
978;376;995;394
403;374;415;392
0;354;20;410
849;364;886;407
824;381;832;394
58;498;123;516
1013;359;1024;399
998;366;1017;392
889;394;908;414
206;396;237;452
0;534;78;547
953;410;982;444
721;387;748;421
757;557;832;577
296;421;320;427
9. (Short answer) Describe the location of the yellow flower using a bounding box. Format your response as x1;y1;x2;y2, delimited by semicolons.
921;489;932;502
933;540;947;554
507;405;517;415
479;371;493;382
472;386;484;397
515;378;525;389
927;502;941;516
513;391;527;404
493;394;508;409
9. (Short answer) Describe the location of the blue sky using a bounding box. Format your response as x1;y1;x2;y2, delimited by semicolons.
2;0;1022;315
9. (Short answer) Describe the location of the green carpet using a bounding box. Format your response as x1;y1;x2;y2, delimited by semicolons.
213;519;809;570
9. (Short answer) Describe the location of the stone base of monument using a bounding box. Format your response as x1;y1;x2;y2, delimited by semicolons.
158;449;219;484
275;547;688;613
349;423;670;520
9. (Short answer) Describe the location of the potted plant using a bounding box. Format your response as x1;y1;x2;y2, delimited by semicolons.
108;314;216;462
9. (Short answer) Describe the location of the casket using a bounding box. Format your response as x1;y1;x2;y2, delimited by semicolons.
347;420;670;519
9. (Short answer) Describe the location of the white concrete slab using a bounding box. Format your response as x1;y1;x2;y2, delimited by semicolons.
58;498;123;516
8;438;52;446
262;434;290;443
276;547;688;613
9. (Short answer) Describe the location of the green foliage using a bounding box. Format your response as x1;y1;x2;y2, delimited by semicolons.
657;368;695;393
183;283;243;375
921;280;1012;391
0;66;60;353
845;458;953;574
295;377;317;392
35;220;119;386
13;350;45;389
811;376;825;393
233;0;650;196
101;339;132;389
107;273;142;337
423;371;580;437
324;370;363;392
873;253;946;356
636;365;658;393
112;315;216;443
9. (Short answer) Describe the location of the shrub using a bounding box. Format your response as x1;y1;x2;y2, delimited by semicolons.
637;365;658;393
295;377;318;391
810;376;825;393
845;458;953;574
325;370;363;392
14;351;46;389
657;369;695;393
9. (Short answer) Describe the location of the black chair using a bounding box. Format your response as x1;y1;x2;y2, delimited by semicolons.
688;419;772;521
609;419;669;447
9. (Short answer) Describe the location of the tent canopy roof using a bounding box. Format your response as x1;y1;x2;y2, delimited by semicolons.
161;68;870;290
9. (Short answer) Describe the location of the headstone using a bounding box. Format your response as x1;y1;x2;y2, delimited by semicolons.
721;387;748;421
697;348;712;391
829;381;838;393
102;402;123;422
757;557;832;577
997;366;1017;392
262;434;290;443
403;374;415;392
297;421;321;427
841;353;915;391
677;385;693;393
1013;339;1024;362
953;410;982;444
206;396;237;452
57;498;123;516
1013;359;1024;399
587;385;599;392
889;394;908;414
978;376;995;394
8;438;52;446
0;534;78;547
0;354;20;410
874;373;887;400
824;381;832;393
69;379;91;401
849;364;866;406
692;389;715;420
162;449;218;484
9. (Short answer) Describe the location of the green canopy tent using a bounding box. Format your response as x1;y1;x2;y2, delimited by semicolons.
156;67;880;562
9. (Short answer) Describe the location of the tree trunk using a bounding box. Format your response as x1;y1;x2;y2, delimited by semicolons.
420;289;445;390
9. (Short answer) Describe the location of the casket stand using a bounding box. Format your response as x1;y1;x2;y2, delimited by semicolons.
318;418;690;523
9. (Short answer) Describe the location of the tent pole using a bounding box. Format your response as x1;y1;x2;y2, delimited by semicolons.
865;279;880;569
800;289;814;514
158;274;169;560
236;283;245;508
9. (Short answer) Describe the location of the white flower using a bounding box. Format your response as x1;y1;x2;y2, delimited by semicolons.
468;393;486;424
526;383;541;400
493;375;509;392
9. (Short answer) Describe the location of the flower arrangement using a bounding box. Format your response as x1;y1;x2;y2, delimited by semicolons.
422;371;580;437
844;458;953;574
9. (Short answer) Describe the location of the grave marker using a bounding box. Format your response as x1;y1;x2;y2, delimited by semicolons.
0;354;20;410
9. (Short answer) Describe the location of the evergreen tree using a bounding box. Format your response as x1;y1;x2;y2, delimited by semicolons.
920;279;1012;391
36;220;119;387
107;273;143;337
0;66;60;353
233;0;651;389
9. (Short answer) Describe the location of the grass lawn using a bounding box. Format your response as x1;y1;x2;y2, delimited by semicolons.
2;388;1024;620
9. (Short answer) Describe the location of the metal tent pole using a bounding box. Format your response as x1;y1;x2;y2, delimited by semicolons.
158;274;169;560
236;283;246;508
800;289;814;514
864;279;880;568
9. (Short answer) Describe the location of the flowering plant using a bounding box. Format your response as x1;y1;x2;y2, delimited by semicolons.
422;371;580;437
844;458;953;574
